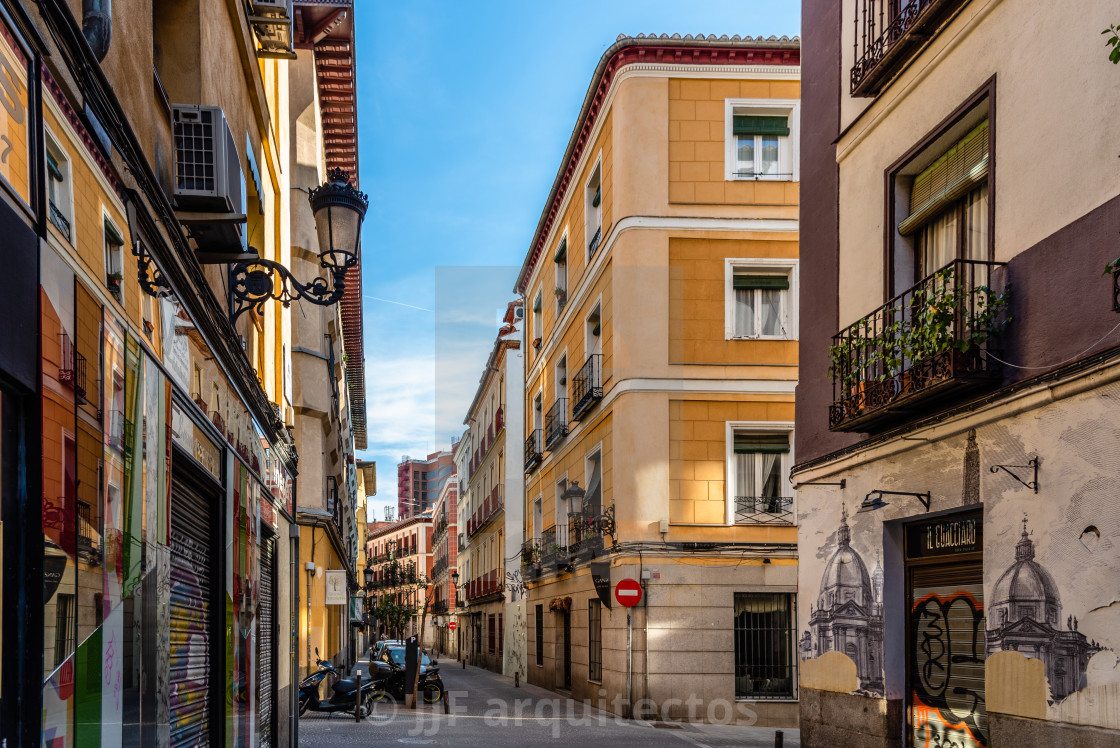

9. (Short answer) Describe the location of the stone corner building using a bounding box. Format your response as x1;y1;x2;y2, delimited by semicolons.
796;0;1120;746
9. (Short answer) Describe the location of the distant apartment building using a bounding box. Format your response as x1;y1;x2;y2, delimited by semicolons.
515;34;801;726
367;512;435;639
459;302;526;675
429;480;459;657
796;1;1120;747
398;449;457;518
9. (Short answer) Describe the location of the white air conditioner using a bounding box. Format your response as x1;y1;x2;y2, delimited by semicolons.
514;306;525;319
172;104;251;260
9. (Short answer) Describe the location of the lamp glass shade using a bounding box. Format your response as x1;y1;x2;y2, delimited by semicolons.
450;570;459;585
309;169;368;270
363;566;374;586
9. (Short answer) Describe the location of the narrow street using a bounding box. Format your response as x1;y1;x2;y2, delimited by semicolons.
298;659;799;747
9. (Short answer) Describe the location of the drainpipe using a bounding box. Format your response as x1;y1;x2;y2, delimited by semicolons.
82;0;112;62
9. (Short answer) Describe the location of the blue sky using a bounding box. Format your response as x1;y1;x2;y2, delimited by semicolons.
354;1;800;521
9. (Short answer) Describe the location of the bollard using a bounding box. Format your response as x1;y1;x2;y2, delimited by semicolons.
462;658;466;669
514;671;519;688
443;691;450;715
355;671;363;723
775;730;783;748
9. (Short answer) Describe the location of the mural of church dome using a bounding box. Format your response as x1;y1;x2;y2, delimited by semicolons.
989;518;1060;627
805;504;884;693
986;516;1100;701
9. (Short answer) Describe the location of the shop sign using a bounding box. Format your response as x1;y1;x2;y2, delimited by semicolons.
906;513;983;560
171;403;222;480
591;561;612;609
325;570;347;605
0;17;30;205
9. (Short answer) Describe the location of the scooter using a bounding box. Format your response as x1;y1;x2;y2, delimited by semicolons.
298;648;378;718
370;656;445;704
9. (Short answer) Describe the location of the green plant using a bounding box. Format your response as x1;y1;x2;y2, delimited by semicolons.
1104;24;1120;64
828;268;1010;393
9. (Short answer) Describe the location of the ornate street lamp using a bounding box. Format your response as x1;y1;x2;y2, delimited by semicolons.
363;565;374;591
228;168;368;323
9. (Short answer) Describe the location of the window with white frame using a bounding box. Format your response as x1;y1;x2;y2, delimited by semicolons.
585;158;602;260
532;289;543;351
727;425;792;525
45;132;73;242
725;99;799;181
554;233;568;311
104;216;125;303
726;260;797;340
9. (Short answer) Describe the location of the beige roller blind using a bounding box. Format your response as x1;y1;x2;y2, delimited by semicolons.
899;120;989;236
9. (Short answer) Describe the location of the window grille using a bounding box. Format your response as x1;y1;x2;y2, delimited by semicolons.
734;592;796;700
588;600;602;681
488;614;496;653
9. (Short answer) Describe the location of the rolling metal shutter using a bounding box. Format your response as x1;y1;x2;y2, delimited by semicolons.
170;476;213;747
259;534;276;748
909;563;986;748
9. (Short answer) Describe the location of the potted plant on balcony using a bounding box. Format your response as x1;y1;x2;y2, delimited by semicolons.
533;337;542;350
554;286;567;306
107;271;123;300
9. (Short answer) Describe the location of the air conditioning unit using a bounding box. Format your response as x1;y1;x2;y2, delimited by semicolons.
514;306;525;320
172;104;253;262
252;0;292;15
250;0;294;58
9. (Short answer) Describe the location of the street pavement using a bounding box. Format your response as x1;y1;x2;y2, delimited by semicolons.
298;655;800;747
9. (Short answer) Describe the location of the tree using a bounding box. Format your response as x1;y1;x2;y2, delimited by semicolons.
372;557;433;708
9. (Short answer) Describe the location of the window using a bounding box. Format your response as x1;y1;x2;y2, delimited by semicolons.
725;100;799;181
584;448;602;517
585;157;602;260
897;119;990;285
45;133;72;242
104;217;125;303
554;234;568;311
727;424;792;525
726;260;798;340
488;613;496;653
734;593;795;700
588;600;602;682
533;497;542;541
532;290;543;351
535;604;544;666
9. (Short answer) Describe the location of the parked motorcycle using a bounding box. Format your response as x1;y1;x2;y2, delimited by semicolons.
298;648;378;718
370;647;445;704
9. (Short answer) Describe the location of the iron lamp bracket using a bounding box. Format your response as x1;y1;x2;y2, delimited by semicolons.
228;255;350;325
989;457;1039;493
859;490;931;513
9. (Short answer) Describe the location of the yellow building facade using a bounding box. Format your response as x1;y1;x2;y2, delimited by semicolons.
515;35;801;727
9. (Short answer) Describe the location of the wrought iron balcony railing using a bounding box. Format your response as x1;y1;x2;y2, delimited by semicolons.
520;538;540;568
850;0;970;96
49;201;71;242
524;429;543;472
829;259;1007;432
570;354;603;422
735;496;795;525
587;225;602;259
567;510;606;560
544;397;568;450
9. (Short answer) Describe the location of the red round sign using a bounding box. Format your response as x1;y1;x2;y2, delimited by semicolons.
614;578;643;608
448;621;457;630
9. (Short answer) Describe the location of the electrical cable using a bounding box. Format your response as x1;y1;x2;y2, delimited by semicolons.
986;319;1120;371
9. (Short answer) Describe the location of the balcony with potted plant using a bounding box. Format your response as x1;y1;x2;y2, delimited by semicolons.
828;259;1009;432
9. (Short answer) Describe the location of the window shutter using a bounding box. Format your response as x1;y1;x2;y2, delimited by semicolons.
899;121;989;236
733;115;790;137
553;237;567;262
47;153;63;182
733;274;789;291
592;186;601;208
734;433;789;454
104;219;124;247
532;293;542;313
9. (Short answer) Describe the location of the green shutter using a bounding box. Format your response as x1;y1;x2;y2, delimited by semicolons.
899;120;989;236
733;115;790;137
734;433;790;454
532;293;542;312
592;186;601;208
47;153;63;182
554;237;567;262
104;219;124;247
733;274;789;291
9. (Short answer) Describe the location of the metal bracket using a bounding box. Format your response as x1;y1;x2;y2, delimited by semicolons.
859;490;931;513
796;478;846;489
228;256;348;325
989;457;1039;493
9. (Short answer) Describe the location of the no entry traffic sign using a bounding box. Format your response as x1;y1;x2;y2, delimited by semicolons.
614;578;643;607
448;621;457;630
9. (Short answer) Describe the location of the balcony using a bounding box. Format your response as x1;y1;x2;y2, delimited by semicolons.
570;354;603;422
544;397;568;450
520;538;540;570
829;260;1008;432
567;510;606;560
850;0;971;96
588;225;602;258
467;485;503;539
735;496;795;525
464;569;502;603
524;429;543;473
49;201;71;242
539;524;571;569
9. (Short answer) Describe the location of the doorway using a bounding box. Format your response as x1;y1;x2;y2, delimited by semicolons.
905;512;985;748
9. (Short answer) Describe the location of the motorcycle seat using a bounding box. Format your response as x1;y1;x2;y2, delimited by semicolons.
334;678;357;693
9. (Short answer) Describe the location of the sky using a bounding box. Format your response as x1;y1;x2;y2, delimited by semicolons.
354;1;801;522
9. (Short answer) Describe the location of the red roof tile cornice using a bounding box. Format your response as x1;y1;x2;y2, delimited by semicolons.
513;34;800;295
